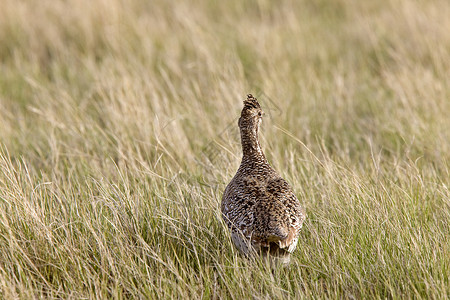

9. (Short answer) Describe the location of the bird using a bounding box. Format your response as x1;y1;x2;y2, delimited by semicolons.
221;94;306;264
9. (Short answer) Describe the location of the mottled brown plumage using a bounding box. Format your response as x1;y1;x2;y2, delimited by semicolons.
221;94;306;264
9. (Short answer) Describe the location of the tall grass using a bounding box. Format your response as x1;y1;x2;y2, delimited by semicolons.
0;0;449;298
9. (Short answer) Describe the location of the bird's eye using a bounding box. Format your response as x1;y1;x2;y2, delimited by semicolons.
258;112;262;117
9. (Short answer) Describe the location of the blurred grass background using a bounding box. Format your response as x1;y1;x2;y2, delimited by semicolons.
0;0;449;298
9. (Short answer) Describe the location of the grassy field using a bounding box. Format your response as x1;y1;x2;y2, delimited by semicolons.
0;0;449;298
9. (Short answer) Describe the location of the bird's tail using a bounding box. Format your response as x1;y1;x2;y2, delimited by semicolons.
266;226;296;250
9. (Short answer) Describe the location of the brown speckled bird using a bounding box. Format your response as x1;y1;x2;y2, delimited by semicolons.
221;94;306;264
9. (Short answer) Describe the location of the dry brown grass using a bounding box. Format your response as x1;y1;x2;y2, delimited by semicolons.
0;0;449;298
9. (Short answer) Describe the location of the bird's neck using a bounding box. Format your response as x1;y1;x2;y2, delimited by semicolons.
240;126;266;162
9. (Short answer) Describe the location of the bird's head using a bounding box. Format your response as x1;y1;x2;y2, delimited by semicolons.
238;94;263;130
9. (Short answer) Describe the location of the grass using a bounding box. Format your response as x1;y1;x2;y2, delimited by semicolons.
0;0;449;298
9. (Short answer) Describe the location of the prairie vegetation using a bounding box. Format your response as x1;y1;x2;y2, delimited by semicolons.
0;0;449;298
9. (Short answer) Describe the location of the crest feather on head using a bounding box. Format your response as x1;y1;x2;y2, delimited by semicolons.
243;94;261;110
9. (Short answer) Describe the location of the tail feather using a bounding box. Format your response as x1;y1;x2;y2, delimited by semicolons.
259;242;291;265
265;226;296;250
